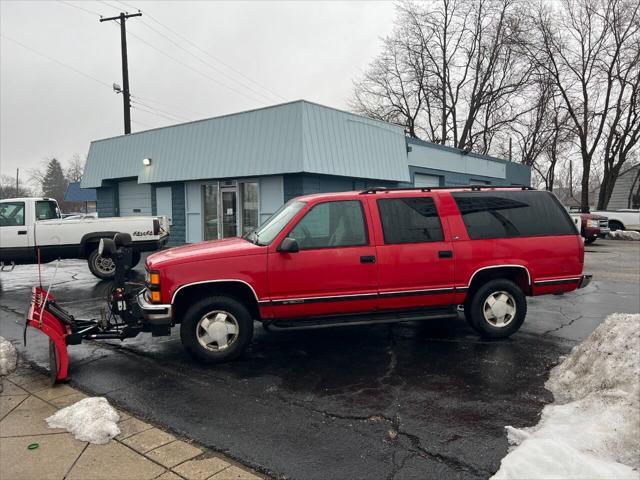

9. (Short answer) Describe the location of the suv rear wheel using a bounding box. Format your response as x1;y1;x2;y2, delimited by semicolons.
466;279;527;339
180;296;254;363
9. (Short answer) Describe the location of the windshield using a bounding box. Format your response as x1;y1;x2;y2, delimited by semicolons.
245;200;306;246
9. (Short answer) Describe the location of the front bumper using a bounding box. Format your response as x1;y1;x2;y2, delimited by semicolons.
578;274;592;289
137;290;172;325
598;227;610;238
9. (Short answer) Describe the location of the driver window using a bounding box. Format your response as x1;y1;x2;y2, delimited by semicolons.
288;200;367;250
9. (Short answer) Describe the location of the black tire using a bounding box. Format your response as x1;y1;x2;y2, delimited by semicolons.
180;295;254;364
584;236;597;245
87;248;116;280
467;279;527;339
609;220;624;231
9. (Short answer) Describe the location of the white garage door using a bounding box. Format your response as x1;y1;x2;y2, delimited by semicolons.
414;173;441;187
118;180;152;217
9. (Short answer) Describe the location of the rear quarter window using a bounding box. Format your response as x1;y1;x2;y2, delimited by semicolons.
452;191;576;239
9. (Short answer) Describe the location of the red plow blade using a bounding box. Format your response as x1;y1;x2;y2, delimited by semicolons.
26;286;71;383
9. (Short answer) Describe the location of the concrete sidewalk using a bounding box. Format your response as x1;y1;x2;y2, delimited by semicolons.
0;365;264;480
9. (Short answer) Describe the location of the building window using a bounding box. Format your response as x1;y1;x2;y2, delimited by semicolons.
202;183;219;241
241;182;259;235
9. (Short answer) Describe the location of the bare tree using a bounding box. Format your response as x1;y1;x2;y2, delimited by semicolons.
597;7;640;209
0;175;32;199
528;0;639;211
66;153;86;183
352;0;532;155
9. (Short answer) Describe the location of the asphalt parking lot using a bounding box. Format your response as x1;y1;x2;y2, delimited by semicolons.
1;239;638;479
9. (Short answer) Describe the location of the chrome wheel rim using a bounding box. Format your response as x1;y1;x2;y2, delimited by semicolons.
95;255;115;275
196;310;239;352
483;291;516;327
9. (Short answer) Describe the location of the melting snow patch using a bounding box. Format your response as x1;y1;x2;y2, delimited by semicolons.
492;313;640;480
607;230;640;241
0;336;18;376
46;397;120;444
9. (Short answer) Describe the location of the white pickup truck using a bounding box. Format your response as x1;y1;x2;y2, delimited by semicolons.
590;209;640;232
0;197;169;279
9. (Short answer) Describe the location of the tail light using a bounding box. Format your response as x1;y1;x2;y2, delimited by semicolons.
153;218;160;235
578;237;584;264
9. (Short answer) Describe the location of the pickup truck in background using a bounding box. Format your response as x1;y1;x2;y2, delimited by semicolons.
0;197;169;279
590;209;640;232
568;209;609;244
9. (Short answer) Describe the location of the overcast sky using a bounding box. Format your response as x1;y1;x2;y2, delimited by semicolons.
0;0;396;182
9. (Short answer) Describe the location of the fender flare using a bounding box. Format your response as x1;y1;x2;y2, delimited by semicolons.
80;231;119;255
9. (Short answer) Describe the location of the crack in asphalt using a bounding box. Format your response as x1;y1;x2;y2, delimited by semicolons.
542;313;584;335
271;393;489;478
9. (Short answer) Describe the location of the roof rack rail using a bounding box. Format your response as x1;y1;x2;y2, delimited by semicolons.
359;185;534;194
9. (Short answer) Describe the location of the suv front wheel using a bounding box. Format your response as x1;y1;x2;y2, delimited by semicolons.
466;279;527;339
180;296;254;363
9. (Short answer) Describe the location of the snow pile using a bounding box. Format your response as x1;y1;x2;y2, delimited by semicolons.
492;313;640;480
46;397;120;444
0;336;18;376
607;230;640;241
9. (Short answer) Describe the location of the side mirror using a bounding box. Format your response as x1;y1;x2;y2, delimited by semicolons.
278;237;299;253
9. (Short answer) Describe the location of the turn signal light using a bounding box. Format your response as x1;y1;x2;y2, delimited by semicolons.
148;273;161;285
150;290;161;303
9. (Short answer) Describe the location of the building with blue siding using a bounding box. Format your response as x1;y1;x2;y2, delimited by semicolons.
82;100;530;244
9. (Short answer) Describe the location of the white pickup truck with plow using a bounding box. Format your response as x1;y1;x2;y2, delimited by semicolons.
0;197;169;279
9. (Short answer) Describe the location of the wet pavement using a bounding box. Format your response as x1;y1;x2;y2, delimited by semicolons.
1;239;638;479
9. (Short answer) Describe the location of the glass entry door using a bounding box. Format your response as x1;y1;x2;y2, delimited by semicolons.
202;184;219;241
221;189;237;238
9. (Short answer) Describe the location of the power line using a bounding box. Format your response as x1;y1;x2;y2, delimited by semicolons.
136;18;281;104
113;0;286;102
1;34;112;89
58;0;102;17
123;28;269;105
131;104;188;123
93;0;269;105
56;1;202;122
131;119;154;129
129;94;209;118
130;98;192;122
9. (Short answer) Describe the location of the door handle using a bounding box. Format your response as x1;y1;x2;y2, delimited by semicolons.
438;250;453;258
17;230;27;235
360;255;376;264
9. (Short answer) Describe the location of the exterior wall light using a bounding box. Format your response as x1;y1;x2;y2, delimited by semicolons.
143;158;152;166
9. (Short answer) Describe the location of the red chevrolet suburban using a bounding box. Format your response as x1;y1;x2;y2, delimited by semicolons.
138;186;591;363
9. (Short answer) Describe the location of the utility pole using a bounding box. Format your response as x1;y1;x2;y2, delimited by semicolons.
16;168;19;193
100;11;142;135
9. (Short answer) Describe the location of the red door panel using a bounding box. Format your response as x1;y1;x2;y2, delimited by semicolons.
266;246;378;318
367;194;455;311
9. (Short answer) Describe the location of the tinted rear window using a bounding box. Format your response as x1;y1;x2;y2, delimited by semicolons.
377;197;444;244
452;191;576;239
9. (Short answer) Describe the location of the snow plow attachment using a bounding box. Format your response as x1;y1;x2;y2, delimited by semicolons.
26;287;73;383
24;234;146;383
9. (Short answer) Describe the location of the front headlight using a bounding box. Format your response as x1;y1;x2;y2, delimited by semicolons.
145;270;162;303
587;219;599;228
145;271;161;287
